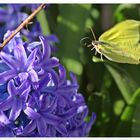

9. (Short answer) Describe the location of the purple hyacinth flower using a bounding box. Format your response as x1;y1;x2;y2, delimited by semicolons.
20;63;96;137
0;32;39;89
0;30;96;137
67;112;96;137
0;111;14;137
2;31;23;54
27;35;59;78
0;5;27;29
0;79;30;121
21;22;42;42
27;32;59;52
23;94;67;137
0;5;28;41
41;64;79;96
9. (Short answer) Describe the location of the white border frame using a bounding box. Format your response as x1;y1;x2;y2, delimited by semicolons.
0;0;140;4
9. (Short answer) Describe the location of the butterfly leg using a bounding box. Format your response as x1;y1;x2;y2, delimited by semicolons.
100;53;103;61
95;50;98;55
87;44;97;55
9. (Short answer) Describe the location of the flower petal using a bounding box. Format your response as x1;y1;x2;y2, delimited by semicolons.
75;106;88;127
27;42;41;52
36;49;42;62
21;84;31;102
58;64;66;86
55;124;67;136
25;48;37;70
3;31;23;54
38;73;50;90
0;97;13;111
0;112;14;137
0;111;10;125
0;61;9;72
9;98;22;121
43;113;61;125
39;36;51;59
40;95;57;112
45;34;59;43
0;70;16;84
18;72;29;82
41;86;56;94
37;117;46;136
18;79;30;92
19;13;28;21
0;51;19;71
28;69;38;82
85;112;96;136
0;85;7;100
13;44;27;65
46;69;59;86
24;107;40;119
7;79;17;96
57;85;78;94
60;107;77;120
42;57;59;68
28;69;39;89
0;122;14;137
22;120;36;134
46;125;56;137
70;72;77;85
0;8;8;22
73;93;85;105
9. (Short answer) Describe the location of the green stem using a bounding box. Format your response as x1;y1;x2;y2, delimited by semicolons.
114;88;140;136
37;9;50;35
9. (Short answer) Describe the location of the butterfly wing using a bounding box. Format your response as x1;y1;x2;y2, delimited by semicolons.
98;20;140;64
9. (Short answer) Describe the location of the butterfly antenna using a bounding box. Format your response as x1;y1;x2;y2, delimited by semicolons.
80;37;92;44
90;27;97;41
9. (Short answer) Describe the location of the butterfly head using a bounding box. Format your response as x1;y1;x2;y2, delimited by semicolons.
89;27;104;60
80;28;104;61
87;40;101;53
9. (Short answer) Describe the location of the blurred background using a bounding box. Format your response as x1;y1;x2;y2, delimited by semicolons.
0;4;140;137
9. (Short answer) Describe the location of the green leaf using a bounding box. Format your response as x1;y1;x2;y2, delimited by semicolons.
98;72;112;136
114;88;140;136
63;58;83;76
37;10;50;35
132;89;140;136
114;4;140;22
92;56;103;63
105;64;137;104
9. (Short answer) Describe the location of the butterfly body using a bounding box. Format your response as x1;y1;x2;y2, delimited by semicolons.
92;20;140;64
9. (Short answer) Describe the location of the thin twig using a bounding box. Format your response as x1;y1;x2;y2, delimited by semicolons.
0;4;46;50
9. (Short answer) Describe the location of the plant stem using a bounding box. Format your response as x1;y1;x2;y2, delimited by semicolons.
37;9;50;35
0;4;46;50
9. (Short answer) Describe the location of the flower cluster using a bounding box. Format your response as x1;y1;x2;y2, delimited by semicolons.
0;31;96;137
0;4;57;46
0;5;28;41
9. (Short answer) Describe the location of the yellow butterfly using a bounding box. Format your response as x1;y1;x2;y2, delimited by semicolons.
88;20;140;64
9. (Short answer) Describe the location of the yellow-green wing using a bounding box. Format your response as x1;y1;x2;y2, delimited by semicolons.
99;20;140;42
98;20;140;64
